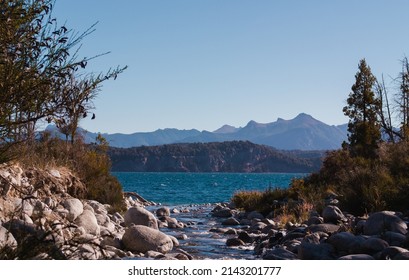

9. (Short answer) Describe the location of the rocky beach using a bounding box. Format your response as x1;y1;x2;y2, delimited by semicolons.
1;163;409;260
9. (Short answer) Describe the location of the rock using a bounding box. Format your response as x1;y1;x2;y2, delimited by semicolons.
212;208;233;218
176;234;188;240
251;221;268;231
298;240;335;260
226;238;246;247
162;216;183;229
87;200;108;215
122;225;173;254
307;223;341;234
307;216;324;226
327;232;365;255
338;254;375;260
145;250;165;259
247;211;264;220
392;252;409;260
224;228;237;235
262;247;298;260
167;235;180;247
222;217;240;226
63;198;84;222
362;237;389;254
0;225;17;249
124;206;158;229
381;231;407;247
156;207;170;217
322;205;346;224
363;211;407;235
74;210;100;236
379;246;409;260
3;219;38;243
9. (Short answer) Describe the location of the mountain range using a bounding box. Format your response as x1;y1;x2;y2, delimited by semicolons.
45;113;348;151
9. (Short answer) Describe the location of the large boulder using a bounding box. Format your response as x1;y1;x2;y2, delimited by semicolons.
74;210;100;236
327;232;365;255
363;211;407;235
63;198;84;222
122;225;173;254
322;205;346;224
124;206;158;229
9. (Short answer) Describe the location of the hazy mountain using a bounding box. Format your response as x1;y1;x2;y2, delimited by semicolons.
180;113;347;150
45;113;348;150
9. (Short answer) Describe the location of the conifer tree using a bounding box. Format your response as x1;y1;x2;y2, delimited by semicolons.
343;59;381;158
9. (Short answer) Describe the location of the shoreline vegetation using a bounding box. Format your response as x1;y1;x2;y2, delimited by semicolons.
1;0;409;260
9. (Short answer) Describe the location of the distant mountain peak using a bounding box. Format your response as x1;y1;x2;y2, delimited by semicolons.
213;125;239;134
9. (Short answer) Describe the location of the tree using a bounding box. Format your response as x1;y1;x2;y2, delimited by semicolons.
396;57;409;141
343;59;381;158
0;0;125;159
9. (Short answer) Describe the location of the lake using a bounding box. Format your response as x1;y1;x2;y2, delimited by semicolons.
113;172;307;205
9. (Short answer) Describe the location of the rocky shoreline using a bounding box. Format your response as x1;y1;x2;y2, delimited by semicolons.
1;163;409;260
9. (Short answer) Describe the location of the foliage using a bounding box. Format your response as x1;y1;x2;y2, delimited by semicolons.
18;132;126;212
0;0;126;159
343;59;381;159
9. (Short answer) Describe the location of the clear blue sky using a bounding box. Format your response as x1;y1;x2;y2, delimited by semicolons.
53;0;409;133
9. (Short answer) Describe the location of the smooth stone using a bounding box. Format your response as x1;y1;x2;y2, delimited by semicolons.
74;210;100;236
122;225;173;254
327;232;365;255
307;223;341;234
124;206;158;229
222;217;240;226
156;207;170;217
363;211;407;235
63;198;84;222
262;247;298;260
298;241;335;260
322;205;346;224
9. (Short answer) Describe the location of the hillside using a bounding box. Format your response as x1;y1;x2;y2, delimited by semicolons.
107;141;323;173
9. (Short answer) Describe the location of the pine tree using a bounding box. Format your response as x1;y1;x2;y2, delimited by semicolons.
343;59;381;158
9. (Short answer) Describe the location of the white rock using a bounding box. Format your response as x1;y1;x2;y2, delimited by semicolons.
74;210;100;236
124;206;158;229
122;225;173;254
63;198;84;222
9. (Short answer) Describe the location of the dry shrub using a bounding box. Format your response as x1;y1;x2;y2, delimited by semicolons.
13;132;126;212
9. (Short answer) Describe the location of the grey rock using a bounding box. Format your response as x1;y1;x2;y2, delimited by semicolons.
74;210;100;236
299;240;335;260
122;225;173;254
307;216;324;226
327;232;365;255
381;231;407;247
247;211;264;220
379;246;409;260
156;207;170;217
322;205;346;224
63;198;84;222
262;247;298;260
212;208;233;218
222;217;240;226
124;206;158;229
0;225;17;249
362;237;389;254
307;223;341;234
363;211;407;235
338;254;375;260
392;252;409;260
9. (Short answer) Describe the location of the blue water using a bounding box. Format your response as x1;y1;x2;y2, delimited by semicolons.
113;172;307;205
